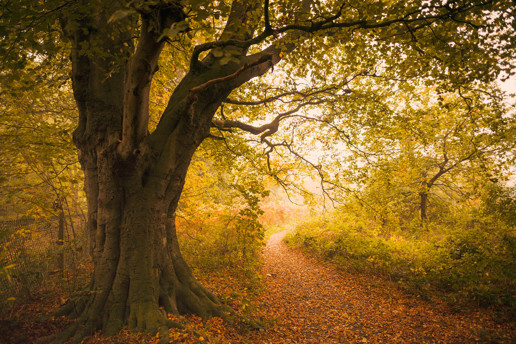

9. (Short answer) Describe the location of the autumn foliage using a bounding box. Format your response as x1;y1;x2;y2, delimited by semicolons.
1;0;516;343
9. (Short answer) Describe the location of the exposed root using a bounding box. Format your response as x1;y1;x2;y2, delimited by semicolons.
53;295;88;318
53;322;80;344
128;301;168;332
52;216;233;343
52;284;232;344
176;280;233;320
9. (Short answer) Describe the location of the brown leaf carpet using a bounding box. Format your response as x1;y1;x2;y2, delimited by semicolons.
248;231;514;344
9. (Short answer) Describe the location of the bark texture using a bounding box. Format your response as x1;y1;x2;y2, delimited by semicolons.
60;71;231;342
61;70;229;341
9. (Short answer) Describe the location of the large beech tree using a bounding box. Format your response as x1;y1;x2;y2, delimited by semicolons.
1;0;515;341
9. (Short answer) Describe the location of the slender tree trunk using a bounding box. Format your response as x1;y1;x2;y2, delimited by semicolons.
419;191;428;221
420;175;441;222
57;208;65;273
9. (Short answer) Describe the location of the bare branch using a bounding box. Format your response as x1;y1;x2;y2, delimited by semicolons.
212;100;324;140
284;113;383;170
223;86;341;106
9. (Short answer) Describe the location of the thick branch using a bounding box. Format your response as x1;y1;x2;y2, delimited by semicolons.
65;2;132;151
190;0;262;70
119;2;186;158
190;0;312;70
188;54;274;98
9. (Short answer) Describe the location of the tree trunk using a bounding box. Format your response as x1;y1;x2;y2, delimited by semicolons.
419;192;428;222
60;30;234;343
59;54;244;344
57;134;229;342
57;208;65;273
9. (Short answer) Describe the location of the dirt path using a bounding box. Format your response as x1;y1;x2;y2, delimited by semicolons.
248;231;514;344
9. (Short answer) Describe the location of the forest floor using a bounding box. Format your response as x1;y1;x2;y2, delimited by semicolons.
244;230;515;344
1;230;515;343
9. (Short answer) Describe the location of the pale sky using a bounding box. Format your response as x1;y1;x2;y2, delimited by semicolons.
500;76;516;95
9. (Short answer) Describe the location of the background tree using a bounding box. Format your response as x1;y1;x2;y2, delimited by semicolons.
352;84;515;222
1;0;515;342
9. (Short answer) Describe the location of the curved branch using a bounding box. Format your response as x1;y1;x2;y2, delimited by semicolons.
211;99;324;141
188;54;273;97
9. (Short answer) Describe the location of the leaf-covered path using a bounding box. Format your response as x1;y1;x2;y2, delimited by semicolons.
249;231;514;344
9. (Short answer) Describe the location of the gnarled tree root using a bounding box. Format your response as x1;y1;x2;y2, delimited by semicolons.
52;282;233;344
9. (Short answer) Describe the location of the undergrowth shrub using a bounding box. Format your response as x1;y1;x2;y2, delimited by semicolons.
179;210;265;285
285;210;516;314
0;224;52;311
0;217;90;318
178;184;267;291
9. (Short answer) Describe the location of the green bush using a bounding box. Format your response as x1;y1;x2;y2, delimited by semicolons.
285;210;516;312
